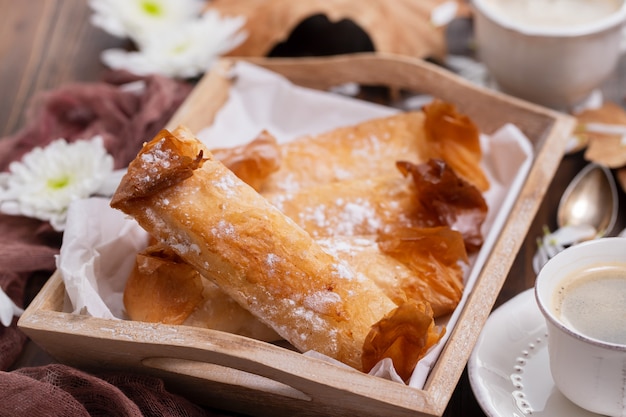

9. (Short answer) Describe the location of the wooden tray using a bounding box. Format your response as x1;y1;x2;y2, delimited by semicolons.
19;53;575;417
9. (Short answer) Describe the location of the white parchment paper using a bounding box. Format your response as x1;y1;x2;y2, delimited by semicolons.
57;61;534;389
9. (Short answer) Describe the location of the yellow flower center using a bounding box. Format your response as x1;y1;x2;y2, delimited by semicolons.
47;176;70;190
172;41;191;54
141;0;162;16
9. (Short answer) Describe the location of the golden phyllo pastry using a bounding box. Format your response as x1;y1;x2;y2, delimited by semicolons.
111;126;443;375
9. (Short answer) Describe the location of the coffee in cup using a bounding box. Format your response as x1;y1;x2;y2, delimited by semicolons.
552;263;626;345
535;237;626;416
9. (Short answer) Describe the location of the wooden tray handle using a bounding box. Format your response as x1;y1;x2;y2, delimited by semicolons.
142;357;313;401
20;272;432;416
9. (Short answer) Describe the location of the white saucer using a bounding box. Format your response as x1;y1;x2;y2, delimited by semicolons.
468;289;600;417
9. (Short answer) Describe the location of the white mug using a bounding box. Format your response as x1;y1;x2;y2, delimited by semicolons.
472;0;626;110
535;237;626;416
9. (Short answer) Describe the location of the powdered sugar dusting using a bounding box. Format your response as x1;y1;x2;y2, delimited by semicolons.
350;133;383;159
144;207;202;257
304;290;342;314
340;200;381;233
212;173;239;197
267;193;294;212
284;304;339;353
333;167;353;181
266;253;280;276
273;172;304;193
211;219;236;238
300;198;382;236
317;237;376;257
266;253;279;266
331;260;355;281
139;138;179;183
170;241;200;255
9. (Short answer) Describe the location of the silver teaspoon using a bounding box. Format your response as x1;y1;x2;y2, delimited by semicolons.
533;163;618;273
557;163;618;236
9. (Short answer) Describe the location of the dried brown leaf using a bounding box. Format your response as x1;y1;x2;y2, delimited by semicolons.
575;102;626;168
207;0;464;60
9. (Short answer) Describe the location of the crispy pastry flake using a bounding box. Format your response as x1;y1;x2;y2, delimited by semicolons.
377;226;467;317
421;100;489;192
397;158;488;252
125;243;282;341
124;245;204;325
111;129;205;206
362;301;445;382
211;130;281;191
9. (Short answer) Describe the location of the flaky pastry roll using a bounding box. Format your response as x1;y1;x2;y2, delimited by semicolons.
111;126;440;372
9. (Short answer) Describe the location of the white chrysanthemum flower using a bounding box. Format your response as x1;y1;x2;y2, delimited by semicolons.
431;1;458;27
532;224;598;273
0;137;114;231
88;0;205;40
0;286;23;327
101;10;246;78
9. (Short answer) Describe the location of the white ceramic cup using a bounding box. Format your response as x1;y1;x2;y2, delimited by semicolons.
472;0;626;110
535;237;626;416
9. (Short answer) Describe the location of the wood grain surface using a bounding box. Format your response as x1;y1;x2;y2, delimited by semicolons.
3;1;625;416
0;0;124;137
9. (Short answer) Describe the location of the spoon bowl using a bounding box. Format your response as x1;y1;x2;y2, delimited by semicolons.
533;163;619;274
557;163;618;236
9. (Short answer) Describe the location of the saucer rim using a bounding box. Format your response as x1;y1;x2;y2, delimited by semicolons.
468;289;538;417
467;288;605;417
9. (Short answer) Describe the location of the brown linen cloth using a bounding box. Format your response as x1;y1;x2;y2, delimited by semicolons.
0;70;193;171
0;71;236;416
0;70;192;369
0;364;233;417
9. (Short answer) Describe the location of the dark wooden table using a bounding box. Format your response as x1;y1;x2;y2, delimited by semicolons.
2;1;624;416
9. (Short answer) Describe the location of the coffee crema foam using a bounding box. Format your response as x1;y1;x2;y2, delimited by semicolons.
552;263;626;345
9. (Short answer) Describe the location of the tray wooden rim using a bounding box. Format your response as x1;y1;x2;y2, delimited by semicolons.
19;52;576;417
